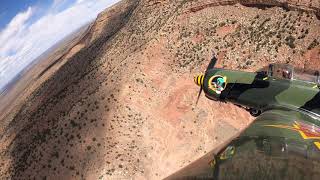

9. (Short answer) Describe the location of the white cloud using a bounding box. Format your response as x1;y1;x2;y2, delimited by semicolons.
0;0;120;90
0;7;33;57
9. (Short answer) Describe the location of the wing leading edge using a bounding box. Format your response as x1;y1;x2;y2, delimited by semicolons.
165;109;320;180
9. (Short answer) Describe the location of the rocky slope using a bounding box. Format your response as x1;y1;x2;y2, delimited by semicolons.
0;0;319;179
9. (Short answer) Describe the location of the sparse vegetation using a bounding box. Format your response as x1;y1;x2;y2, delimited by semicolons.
308;39;319;50
285;35;296;48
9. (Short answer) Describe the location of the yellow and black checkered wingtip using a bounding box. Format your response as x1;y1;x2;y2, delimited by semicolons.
194;74;204;87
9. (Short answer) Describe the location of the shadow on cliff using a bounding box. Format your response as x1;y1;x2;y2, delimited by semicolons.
3;1;138;179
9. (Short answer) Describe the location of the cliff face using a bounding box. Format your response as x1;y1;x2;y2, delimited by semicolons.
190;0;320;16
0;0;319;179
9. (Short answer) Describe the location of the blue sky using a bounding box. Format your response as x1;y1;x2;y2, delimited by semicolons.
0;0;51;29
0;0;119;90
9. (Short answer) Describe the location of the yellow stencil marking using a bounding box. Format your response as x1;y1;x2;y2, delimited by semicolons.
265;122;320;140
201;74;204;85
292;124;320;140
263;124;296;131
314;142;320;150
219;146;235;160
209;157;216;168
264;121;320;150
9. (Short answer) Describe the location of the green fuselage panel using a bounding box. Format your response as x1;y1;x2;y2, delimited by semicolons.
204;69;320;114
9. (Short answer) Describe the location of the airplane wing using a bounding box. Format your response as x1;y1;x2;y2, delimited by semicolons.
165;109;320;179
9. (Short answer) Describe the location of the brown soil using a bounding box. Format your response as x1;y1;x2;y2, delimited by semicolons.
0;0;319;179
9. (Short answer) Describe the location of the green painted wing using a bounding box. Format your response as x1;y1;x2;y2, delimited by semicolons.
165;109;320;179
